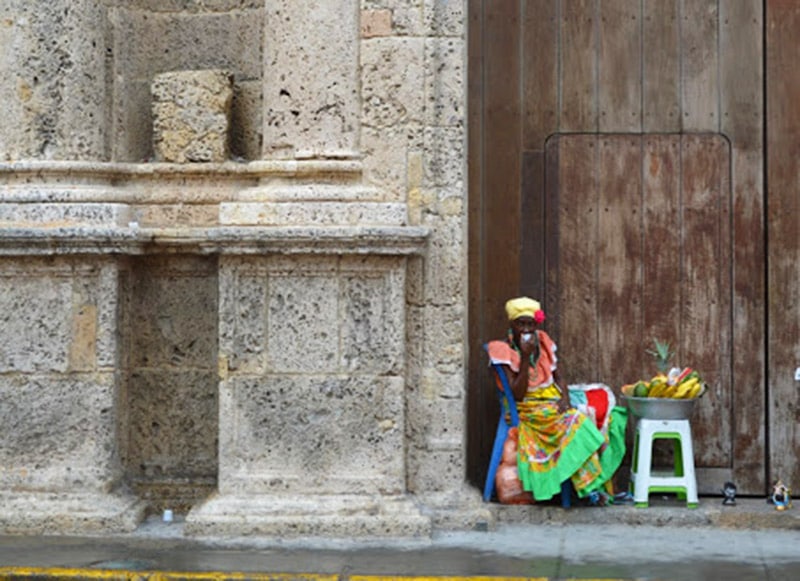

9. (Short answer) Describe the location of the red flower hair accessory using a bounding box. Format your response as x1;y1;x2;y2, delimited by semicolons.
534;309;546;324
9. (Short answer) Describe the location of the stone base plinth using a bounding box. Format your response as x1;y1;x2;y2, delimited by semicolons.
414;487;496;532
0;491;145;535
185;493;432;538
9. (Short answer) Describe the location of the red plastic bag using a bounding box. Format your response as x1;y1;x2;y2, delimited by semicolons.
496;427;534;505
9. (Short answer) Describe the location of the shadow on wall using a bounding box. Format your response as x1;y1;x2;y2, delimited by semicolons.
119;254;219;515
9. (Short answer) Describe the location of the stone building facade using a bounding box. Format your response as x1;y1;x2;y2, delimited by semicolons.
0;0;481;536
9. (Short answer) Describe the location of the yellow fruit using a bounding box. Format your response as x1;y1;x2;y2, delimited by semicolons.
649;383;667;397
686;381;704;399
661;384;678;398
674;377;698;398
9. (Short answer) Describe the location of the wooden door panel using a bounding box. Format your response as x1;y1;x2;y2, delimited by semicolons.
545;133;733;478
469;0;767;495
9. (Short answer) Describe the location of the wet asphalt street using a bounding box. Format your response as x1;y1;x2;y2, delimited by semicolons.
1;514;799;580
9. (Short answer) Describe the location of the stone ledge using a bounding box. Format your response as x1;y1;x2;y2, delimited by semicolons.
0;226;430;256
489;496;800;531
0;160;369;205
0;491;146;535
185;493;432;538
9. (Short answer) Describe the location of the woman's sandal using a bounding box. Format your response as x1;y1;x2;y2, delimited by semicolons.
587;490;609;506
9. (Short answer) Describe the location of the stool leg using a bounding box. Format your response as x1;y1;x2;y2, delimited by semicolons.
680;425;699;507
632;421;653;508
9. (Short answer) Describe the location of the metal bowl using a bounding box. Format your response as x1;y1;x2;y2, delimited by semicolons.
621;395;698;420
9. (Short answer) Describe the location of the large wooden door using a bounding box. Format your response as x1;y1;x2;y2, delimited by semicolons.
468;0;767;495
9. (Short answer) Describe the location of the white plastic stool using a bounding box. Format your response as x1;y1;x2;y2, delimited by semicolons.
631;418;698;508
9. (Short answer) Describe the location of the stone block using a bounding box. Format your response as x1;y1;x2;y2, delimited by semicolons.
407;446;465;494
186;493;430;538
0;373;119;492
423;125;465;189
421;213;465;304
362;0;424;36
0;259;118;375
219;201;408;226
361;38;425;128
424;37;465;126
263;0;359;157
361;125;407;200
152;69;234;163
265;273;340;374
361;9;393;38
219;375;406;495
423;0;466;37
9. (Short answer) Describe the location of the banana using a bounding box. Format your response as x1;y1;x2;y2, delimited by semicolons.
649;382;667;397
686;381;704;399
674;377;699;398
661;384;678;398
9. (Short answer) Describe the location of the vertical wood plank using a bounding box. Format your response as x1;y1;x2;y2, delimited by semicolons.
642;135;682;366
523;0;558;149
680;0;720;131
720;0;766;492
680;134;732;466
554;135;599;382
596;136;643;386
466;0;487;485
767;0;800;489
482;0;522;334
520;151;545;300
560;0;598;132
598;0;642;132
544;135;562;342
643;0;681;132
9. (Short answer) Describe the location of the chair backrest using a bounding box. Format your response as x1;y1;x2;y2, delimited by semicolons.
484;344;519;427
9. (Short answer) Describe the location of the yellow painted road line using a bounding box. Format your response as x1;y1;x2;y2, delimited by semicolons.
0;571;628;581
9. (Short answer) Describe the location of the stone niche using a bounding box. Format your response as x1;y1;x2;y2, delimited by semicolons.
119;255;219;514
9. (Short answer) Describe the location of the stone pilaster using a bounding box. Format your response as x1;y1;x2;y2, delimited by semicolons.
262;0;360;158
185;252;431;537
0;256;145;534
0;0;109;161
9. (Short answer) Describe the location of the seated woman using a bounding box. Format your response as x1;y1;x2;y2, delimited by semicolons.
487;296;626;504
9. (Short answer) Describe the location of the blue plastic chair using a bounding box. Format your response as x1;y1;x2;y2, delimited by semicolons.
483;344;572;507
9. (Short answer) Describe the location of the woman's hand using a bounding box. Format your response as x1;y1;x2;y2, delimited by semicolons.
519;332;536;356
556;391;570;413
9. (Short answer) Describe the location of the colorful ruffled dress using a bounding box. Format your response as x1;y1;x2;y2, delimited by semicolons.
487;332;626;501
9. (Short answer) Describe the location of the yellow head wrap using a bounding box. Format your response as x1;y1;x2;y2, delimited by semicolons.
505;297;542;321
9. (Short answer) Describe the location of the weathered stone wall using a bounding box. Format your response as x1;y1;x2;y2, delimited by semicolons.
0;0;477;536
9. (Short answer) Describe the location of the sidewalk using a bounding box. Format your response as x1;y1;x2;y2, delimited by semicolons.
0;497;798;580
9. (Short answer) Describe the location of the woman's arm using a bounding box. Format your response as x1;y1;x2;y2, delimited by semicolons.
552;368;570;412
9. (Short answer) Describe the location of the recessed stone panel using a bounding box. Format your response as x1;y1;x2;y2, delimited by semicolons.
221;375;404;495
129;257;218;369
0;373;119;492
0;275;72;373
124;368;218;480
266;274;340;374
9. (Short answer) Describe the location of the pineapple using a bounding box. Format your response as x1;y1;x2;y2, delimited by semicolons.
646;338;673;375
